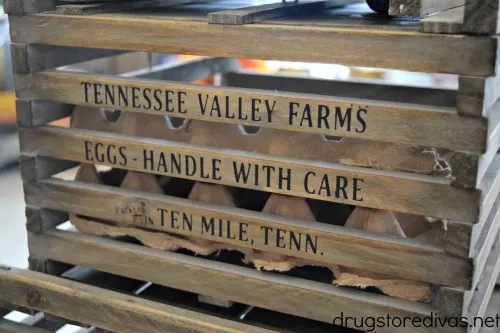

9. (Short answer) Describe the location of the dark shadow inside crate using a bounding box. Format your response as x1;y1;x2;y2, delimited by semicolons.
59;265;362;333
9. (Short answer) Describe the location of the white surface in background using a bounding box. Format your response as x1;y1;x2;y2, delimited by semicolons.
0;168;28;268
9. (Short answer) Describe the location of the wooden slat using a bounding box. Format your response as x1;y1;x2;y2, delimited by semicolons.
208;0;345;25
25;207;68;234
0;319;52;333
49;108;447;177
458;73;500;117
389;0;464;16
15;71;488;153
19;126;480;221
420;7;464;34
419;0;500;36
55;0;211;15
0;267;277;333
8;13;497;75
462;0;500;35
26;230;453;333
24;178;472;287
4;0;55;15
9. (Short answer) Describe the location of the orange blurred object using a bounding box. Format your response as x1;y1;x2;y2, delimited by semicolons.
0;91;16;124
178;55;269;84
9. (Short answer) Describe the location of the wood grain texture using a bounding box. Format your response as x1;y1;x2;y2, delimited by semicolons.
462;0;500;35
442;222;472;259
389;0;464;16
24;178;472;287
27;257;71;276
458;74;500;117
4;0;55;15
7;13;497;75
208;0;348;25
24;206;68;234
14;71;488;153
420;7;464;34
389;0;420;16
0;267;277;333
55;0;211;15
69;107;443;177
26;230;458;333
18;126;480;221
438;287;464;318
448;153;480;189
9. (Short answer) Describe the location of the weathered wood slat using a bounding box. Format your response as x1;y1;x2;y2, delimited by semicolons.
389;0;464;16
4;0;55;15
458;73;500;117
19;126;480;221
26;230;454;333
55;0;212;15
15;71;488;153
24;178;472;287
207;0;348;25
0;266;277;333
409;0;500;36
462;0;500;35
420;7;464;34
54;107;450;177
8;13;497;75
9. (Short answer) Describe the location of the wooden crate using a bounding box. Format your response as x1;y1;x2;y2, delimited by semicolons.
4;1;500;332
0;264;372;333
3;265;500;333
